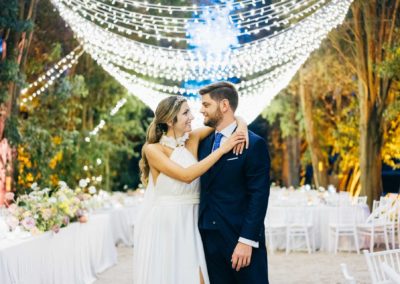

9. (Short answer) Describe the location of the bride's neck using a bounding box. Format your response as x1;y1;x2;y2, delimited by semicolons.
165;128;185;139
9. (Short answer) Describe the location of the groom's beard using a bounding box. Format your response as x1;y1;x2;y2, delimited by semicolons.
204;109;223;128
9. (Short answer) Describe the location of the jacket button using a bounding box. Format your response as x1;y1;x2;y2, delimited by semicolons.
212;221;216;225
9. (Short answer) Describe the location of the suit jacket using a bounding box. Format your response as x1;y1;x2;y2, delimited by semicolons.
198;130;270;247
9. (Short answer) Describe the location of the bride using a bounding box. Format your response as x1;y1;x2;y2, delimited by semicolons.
134;95;247;284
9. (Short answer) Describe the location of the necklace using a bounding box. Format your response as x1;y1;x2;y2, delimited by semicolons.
159;133;189;149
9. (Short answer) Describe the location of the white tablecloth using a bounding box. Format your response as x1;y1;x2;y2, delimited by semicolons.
265;204;370;251
108;205;142;246
0;213;117;284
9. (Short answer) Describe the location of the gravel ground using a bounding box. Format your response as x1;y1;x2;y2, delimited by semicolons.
94;246;371;284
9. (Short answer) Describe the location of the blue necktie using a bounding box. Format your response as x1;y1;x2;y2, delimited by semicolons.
212;132;224;152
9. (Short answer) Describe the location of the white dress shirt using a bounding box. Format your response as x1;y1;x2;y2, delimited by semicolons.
216;122;259;248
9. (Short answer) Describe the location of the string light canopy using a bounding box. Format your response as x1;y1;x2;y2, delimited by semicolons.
51;0;353;125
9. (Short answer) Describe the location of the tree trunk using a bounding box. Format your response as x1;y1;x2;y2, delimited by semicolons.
286;135;300;187
105;152;110;191
299;67;329;188
350;0;398;208
281;140;289;187
358;80;384;206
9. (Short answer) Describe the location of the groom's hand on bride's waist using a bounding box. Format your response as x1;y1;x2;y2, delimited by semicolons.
231;242;252;272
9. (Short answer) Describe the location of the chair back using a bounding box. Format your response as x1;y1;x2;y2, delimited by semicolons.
364;249;400;284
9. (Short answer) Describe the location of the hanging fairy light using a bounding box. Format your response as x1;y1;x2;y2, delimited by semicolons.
50;0;354;124
110;98;127;116
84;97;128;142
20;46;84;105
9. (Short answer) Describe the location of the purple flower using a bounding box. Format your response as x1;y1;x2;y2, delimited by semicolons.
62;216;70;226
76;209;84;217
21;216;36;230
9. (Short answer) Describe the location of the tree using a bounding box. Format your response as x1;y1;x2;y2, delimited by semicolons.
330;0;400;206
262;88;302;187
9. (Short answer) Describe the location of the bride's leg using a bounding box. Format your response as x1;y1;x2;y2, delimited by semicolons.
199;267;205;284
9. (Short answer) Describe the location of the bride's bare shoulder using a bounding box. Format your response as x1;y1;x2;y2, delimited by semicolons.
144;143;164;154
145;143;174;159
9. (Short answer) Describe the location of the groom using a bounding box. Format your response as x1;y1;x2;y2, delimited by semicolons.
198;81;270;284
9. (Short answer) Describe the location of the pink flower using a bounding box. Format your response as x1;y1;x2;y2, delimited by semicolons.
41;209;52;221
52;224;60;234
21;216;36;230
5;192;14;201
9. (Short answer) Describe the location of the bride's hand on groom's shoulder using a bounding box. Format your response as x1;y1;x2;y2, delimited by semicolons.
221;132;246;155
233;126;249;155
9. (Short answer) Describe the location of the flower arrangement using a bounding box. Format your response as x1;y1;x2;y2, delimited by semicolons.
4;181;91;235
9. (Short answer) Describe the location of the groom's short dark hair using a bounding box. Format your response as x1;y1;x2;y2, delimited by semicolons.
199;81;238;112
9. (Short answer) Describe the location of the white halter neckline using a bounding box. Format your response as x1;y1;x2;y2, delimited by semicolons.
159;133;189;149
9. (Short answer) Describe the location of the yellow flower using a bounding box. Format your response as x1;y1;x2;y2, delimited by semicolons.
26;173;34;182
50;175;59;186
49;151;63;169
52;136;62;145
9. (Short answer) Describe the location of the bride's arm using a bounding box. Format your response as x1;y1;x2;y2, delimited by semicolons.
145;133;245;183
190;116;249;152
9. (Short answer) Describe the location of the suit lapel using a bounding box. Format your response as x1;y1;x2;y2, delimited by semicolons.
200;133;214;161
200;134;214;186
202;125;239;189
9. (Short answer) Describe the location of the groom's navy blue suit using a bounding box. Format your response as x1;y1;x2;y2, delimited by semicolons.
198;130;270;284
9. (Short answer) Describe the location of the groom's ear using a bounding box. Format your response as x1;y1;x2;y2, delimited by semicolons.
219;99;230;113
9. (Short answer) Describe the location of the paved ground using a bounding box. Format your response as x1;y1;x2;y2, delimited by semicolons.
95;246;370;284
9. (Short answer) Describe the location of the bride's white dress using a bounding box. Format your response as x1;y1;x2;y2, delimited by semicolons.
133;135;210;284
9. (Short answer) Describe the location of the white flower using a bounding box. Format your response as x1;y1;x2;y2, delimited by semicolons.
58;181;68;189
58;194;67;202
79;179;88;188
88;186;96;194
49;197;57;204
31;182;38;190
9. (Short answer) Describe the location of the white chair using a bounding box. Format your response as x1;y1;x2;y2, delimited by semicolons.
381;262;400;283
353;196;367;205
285;206;315;255
264;208;286;255
358;205;390;252
373;200;381;212
380;196;396;208
340;263;356;284
384;202;398;249
329;205;360;254
364;249;400;284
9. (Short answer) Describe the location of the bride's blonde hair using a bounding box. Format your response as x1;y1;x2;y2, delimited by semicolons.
139;96;187;186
